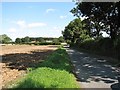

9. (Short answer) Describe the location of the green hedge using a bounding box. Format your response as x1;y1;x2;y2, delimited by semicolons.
33;42;61;45
75;38;120;61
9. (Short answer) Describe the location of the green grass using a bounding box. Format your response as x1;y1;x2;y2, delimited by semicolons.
11;48;79;88
37;48;72;72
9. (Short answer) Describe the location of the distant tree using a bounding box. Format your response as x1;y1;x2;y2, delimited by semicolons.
21;38;25;43
36;37;45;43
15;38;22;44
58;36;64;43
53;38;59;43
30;37;36;42
24;36;30;43
0;34;12;44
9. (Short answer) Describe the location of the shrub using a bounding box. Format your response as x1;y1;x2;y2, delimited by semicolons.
79;39;96;50
39;42;61;45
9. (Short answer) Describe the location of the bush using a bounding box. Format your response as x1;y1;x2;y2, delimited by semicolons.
40;42;60;45
79;39;96;50
34;42;61;45
75;37;119;60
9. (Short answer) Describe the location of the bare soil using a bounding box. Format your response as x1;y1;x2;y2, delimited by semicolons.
0;45;58;88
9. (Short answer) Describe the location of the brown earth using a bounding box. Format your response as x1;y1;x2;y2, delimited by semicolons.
0;45;58;88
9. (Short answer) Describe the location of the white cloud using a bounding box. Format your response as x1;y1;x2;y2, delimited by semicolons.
53;26;63;32
16;20;26;28
60;15;67;19
46;8;55;13
28;32;37;36
8;28;17;33
28;22;47;28
15;20;47;28
53;26;58;30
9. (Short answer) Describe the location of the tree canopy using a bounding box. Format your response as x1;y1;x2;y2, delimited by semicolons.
62;18;90;44
0;34;12;44
70;2;120;41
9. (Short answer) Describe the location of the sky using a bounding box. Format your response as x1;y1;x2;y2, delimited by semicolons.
1;2;76;41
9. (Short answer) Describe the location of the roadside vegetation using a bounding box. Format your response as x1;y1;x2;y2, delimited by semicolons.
9;48;79;88
62;2;120;63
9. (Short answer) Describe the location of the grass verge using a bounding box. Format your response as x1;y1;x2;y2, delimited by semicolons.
11;48;79;88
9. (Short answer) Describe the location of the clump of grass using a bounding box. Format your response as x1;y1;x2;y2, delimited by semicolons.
15;67;79;88
38;48;72;72
12;48;79;88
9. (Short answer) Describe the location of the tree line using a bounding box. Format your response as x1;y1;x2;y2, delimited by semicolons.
15;36;64;44
0;34;65;45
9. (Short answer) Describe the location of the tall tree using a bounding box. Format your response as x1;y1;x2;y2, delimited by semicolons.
0;34;12;44
62;18;88;44
71;2;120;41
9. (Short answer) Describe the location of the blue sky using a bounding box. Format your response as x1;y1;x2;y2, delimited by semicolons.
1;2;76;41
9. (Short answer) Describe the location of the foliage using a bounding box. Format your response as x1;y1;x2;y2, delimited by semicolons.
23;36;30;43
61;2;120;61
34;42;61;45
15;38;22;44
14;37;63;45
0;34;12;44
76;37;119;60
62;18;90;44
58;36;65;43
36;37;45;43
12;48;79;88
53;38;59;43
70;2;120;41
38;48;72;72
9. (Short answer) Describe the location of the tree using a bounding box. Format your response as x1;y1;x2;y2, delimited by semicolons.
0;34;12;44
53;38;59;43
71;2;120;41
62;18;88;44
21;36;30;43
58;36;64;43
15;38;22;44
36;37;45;43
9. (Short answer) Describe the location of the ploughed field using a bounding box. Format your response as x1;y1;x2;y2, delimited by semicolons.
0;45;58;88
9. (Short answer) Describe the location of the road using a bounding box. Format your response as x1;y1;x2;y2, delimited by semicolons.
66;47;119;89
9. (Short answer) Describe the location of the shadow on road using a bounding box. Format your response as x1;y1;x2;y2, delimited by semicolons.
111;83;120;90
65;47;119;88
